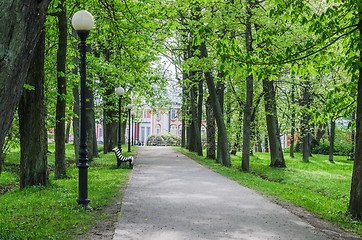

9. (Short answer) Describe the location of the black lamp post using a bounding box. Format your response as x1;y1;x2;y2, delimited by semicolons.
115;87;125;152
131;111;135;146
127;104;133;152
72;10;94;211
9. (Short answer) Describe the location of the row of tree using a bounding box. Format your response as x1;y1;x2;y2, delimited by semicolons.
1;0;362;219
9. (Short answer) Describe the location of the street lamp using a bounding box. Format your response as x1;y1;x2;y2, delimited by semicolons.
72;10;94;211
115;87;125;152
127;104;133;152
131;111;135;146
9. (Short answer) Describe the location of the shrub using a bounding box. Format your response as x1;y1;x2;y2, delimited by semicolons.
146;134;181;146
312;141;353;156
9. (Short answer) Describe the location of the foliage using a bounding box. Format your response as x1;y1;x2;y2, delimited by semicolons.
312;141;353;157
0;143;134;239
175;146;362;235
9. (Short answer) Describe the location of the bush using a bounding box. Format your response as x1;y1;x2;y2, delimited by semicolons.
146;134;181;146
283;146;290;153
312;141;353;156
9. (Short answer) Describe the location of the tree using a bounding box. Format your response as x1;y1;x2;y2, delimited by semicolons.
263;77;286;167
290;82;296;158
18;31;49;189
206;96;216;159
241;0;254;172
54;0;67;177
0;0;50;174
301;79;311;163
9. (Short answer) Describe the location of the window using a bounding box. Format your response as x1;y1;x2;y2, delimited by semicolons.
170;109;176;120
143;110;147;119
147;127;151;137
141;127;145;142
156;124;161;135
156;111;161;120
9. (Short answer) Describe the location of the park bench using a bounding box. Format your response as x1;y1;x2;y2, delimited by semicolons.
112;148;134;169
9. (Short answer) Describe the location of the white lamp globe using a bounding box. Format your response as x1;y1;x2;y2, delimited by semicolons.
115;87;125;96
72;10;94;31
127;104;133;110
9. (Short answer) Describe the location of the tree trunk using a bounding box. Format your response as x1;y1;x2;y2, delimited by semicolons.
200;43;231;167
0;0;50;172
18;31;48;189
329;120;336;162
54;1;67;177
263;78;286;168
189;83;197;152
104;90;117;153
349;16;362;218
242;1;254;171
206;96;216;159
351;111;356;161
65;115;71;143
290;84;296;158
302;80;310;163
230;110;243;155
86;77;96;161
264;135;269;152
188;4;203;156
181;85;187;148
312;124;326;149
197;78;204;155
216;78;225;164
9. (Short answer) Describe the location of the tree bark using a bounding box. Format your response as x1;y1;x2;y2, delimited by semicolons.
188;3;203;156
290;83;296;158
86;81;96;161
242;0;254;171
104;89;118;153
181;84;187;148
264;135;269;152
351;111;356;161
200;43;231;167
349;16;362;218
230;110;243;155
54;1;67;177
301;80;310;163
263;78;286;167
18;31;48;189
0;0;50;172
329;120;336;162
216;78;225;164
206;96;216;159
65;115;71;143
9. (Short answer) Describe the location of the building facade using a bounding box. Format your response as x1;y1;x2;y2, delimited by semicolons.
132;104;182;145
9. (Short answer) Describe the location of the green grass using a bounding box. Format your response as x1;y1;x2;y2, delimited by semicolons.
174;147;362;235
0;143;136;239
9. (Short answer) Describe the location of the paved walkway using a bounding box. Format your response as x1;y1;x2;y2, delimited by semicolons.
113;146;331;240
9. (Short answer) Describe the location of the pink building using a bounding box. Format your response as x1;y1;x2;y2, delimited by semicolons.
132;104;183;144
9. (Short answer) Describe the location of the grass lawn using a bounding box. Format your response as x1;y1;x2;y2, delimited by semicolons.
174;147;362;235
0;143;135;239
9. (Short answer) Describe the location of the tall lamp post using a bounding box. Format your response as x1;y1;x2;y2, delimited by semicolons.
127;104;133;152
72;10;94;211
131;111;135;146
115;87;125;152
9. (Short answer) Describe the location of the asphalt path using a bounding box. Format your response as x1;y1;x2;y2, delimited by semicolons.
113;146;332;240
